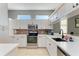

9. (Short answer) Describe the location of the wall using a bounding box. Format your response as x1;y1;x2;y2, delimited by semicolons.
8;10;52;19
53;21;60;33
68;15;79;36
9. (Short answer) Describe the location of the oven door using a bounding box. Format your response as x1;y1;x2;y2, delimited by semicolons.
27;36;37;43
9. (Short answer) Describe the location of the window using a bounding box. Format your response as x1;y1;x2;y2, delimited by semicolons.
17;15;31;20
36;15;49;20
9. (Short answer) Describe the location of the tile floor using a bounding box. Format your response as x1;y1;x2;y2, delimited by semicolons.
16;48;49;56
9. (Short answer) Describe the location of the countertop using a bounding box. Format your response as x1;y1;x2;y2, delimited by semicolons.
38;33;62;38
57;42;79;56
0;43;18;56
46;34;79;56
9;34;79;56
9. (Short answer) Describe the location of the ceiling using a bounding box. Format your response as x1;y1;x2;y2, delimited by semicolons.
8;3;62;10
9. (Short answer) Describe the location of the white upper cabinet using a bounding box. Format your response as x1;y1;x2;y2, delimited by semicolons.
12;20;20;29
11;20;29;29
57;5;65;19
55;4;73;20
49;3;79;22
63;3;73;15
0;3;9;37
0;3;8;26
10;19;52;29
50;13;58;22
33;20;52;29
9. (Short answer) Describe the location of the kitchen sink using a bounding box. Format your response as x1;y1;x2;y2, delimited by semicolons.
52;38;66;42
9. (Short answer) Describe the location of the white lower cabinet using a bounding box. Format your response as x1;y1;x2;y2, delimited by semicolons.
38;36;47;47
38;35;57;56
10;35;27;47
46;39;57;56
17;36;27;47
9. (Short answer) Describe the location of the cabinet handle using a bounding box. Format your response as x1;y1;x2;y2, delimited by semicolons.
49;43;51;45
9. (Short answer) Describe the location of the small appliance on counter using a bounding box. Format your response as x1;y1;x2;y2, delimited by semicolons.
51;31;54;35
47;29;54;35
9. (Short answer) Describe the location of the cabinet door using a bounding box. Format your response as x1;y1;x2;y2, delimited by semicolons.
38;22;43;29
51;41;57;56
64;4;73;14
17;36;27;47
10;36;18;43
38;36;47;47
47;39;57;56
10;36;27;47
47;41;52;55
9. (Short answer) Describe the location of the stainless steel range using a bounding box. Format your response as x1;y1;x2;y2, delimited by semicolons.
27;24;38;43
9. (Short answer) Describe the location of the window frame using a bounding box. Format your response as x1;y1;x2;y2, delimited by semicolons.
17;15;31;20
35;15;49;20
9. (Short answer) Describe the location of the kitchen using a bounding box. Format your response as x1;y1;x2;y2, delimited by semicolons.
0;3;79;56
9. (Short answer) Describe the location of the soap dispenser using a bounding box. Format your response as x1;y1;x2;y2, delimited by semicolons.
69;32;74;42
69;37;74;42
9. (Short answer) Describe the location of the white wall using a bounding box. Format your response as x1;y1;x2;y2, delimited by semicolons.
12;20;51;29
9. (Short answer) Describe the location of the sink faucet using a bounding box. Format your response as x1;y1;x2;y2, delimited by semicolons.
59;29;63;39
